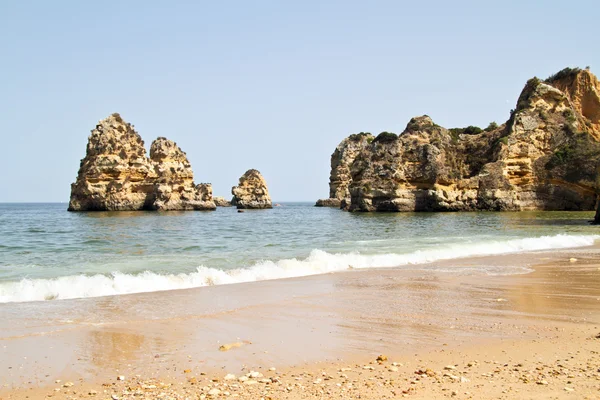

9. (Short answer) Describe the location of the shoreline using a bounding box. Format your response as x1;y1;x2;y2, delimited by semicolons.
1;245;600;398
2;231;598;304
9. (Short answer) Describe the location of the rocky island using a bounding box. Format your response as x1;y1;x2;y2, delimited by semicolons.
68;113;216;211
317;67;600;212
231;169;272;209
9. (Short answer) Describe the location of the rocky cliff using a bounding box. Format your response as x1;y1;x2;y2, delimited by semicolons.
318;67;600;212
316;133;374;207
68;113;216;211
231;169;272;209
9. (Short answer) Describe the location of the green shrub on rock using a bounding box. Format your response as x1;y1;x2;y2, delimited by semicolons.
373;131;398;143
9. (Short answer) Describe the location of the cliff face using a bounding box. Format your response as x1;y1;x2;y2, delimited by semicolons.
546;68;600;139
320;68;600;212
68;113;216;211
149;137;215;211
348;116;503;211
316;133;374;207
231;169;272;209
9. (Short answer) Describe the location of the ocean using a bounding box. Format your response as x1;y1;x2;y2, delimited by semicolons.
0;202;598;303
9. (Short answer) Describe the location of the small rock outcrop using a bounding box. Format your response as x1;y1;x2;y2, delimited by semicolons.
213;196;232;207
315;198;342;207
231;169;272;209
68;113;216;211
315;133;373;207
318;67;600;212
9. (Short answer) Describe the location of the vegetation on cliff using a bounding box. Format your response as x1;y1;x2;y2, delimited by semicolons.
318;67;600;213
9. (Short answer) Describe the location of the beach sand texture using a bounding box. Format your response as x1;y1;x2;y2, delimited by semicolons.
1;245;600;399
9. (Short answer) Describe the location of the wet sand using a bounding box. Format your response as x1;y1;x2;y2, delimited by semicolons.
1;245;600;399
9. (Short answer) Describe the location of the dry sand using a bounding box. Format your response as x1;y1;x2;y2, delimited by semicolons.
1;246;600;399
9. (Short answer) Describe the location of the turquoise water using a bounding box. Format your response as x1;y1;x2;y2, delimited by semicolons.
0;203;598;302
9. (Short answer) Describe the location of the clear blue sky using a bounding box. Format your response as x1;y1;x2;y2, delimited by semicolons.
1;1;597;202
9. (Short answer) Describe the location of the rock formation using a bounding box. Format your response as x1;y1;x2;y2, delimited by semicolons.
213;196;232;207
318;67;600;212
148;137;215;211
68;113;216;211
315;133;374;207
231;169;272;209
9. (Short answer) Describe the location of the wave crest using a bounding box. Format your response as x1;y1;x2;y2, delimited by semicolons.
0;234;596;303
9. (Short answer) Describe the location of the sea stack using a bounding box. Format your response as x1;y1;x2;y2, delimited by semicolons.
317;67;600;212
68;113;216;211
231;169;272;209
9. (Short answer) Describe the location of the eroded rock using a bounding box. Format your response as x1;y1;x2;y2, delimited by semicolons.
231;169;272;209
213;196;232;207
68;113;216;211
315;132;373;207
318;68;600;212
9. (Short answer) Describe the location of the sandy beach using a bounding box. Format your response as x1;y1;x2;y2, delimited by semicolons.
1;245;600;399
3;0;600;399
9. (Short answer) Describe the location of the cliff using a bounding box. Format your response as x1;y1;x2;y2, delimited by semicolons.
316;133;374;207
68;113;216;211
231;169;272;209
318;67;600;212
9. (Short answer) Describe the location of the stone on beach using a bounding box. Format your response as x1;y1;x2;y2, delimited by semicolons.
376;354;388;363
219;342;246;351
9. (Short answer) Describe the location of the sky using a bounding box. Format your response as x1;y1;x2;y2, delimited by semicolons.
0;1;598;202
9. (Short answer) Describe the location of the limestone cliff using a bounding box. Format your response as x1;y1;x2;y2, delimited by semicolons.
545;68;600;139
68;113;216;211
149;137;215;211
231;169;272;209
315;133;374;207
319;67;600;212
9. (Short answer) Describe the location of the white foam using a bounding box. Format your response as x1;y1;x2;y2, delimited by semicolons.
0;234;596;303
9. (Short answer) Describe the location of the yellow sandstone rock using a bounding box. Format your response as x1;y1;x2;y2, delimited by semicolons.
68;113;216;211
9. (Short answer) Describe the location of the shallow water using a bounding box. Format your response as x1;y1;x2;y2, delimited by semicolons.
0;203;597;302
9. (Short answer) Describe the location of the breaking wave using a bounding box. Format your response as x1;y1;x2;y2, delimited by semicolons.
0;234;596;303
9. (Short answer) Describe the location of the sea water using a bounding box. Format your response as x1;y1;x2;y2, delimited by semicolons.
0;203;597;303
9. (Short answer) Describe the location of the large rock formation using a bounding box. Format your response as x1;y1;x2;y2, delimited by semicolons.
68;113;216;211
231;169;272;209
319;67;600;212
315;133;374;207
